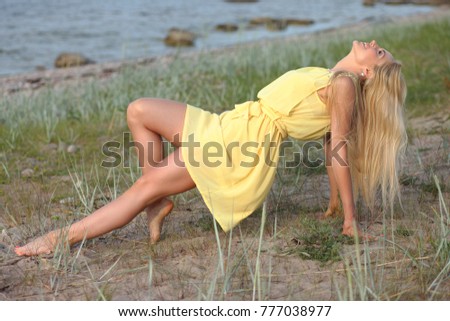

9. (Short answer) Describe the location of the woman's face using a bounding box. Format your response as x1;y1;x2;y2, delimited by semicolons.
352;40;394;68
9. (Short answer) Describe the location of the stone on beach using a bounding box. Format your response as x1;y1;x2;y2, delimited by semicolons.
21;168;34;178
67;144;78;153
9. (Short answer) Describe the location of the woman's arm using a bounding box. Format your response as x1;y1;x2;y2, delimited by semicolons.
327;76;358;236
324;133;342;217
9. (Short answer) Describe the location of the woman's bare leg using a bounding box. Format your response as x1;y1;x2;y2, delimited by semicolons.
15;149;195;256
16;98;192;256
126;98;187;243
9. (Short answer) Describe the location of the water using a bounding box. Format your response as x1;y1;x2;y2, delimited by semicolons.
0;0;433;76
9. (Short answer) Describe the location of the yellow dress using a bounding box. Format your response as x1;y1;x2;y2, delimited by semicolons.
180;67;332;232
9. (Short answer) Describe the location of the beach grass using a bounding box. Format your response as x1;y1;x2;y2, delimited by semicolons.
0;14;449;300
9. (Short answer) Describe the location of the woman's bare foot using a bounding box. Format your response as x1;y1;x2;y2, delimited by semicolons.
146;198;174;244
342;222;375;241
15;232;57;256
324;202;343;218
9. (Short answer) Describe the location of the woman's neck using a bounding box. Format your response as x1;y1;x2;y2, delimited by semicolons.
331;54;360;75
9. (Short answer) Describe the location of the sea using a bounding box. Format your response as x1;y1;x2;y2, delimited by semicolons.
0;0;434;76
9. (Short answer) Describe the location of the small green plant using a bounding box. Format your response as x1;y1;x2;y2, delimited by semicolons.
283;217;353;264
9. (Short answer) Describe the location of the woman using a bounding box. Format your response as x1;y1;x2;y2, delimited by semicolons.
15;40;407;256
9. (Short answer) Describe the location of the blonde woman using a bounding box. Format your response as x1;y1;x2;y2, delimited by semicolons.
15;40;407;256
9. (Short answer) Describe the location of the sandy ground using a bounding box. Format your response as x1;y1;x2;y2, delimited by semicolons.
0;123;447;300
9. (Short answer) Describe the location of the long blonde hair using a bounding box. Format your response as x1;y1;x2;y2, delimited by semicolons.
329;62;408;211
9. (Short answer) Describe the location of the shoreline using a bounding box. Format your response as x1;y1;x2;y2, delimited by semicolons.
0;7;448;97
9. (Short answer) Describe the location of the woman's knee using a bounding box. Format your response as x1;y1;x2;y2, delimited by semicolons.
127;98;153;123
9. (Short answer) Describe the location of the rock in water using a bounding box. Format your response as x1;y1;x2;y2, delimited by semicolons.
164;28;196;47
249;17;274;26
55;53;94;68
285;19;314;26
266;19;288;31
216;24;239;32
363;0;376;6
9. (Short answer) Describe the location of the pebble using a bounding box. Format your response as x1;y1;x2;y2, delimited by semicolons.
67;144;78;153
21;168;34;177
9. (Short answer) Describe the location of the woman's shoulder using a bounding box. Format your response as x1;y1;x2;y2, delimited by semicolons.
332;74;357;89
327;72;359;107
327;69;359;94
293;66;331;74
